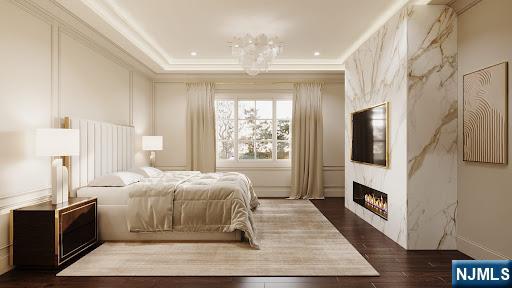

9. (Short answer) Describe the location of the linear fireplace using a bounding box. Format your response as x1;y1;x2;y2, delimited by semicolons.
353;182;388;220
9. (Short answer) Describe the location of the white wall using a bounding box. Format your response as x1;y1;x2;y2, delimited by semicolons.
0;2;53;273
0;0;152;274
153;75;345;197
456;0;512;259
132;73;153;167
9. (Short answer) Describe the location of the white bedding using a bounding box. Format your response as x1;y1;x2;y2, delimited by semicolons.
77;186;132;205
77;171;201;205
77;170;259;247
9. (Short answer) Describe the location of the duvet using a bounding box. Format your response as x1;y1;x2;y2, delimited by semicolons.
126;171;260;248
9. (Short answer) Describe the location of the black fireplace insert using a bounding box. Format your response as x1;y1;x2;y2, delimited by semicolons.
353;181;388;220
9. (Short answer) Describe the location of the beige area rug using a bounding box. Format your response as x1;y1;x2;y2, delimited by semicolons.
58;199;379;276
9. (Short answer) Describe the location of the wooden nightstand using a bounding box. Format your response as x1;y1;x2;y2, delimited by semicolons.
11;197;98;268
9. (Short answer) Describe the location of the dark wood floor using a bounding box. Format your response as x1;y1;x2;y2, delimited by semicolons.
0;198;471;288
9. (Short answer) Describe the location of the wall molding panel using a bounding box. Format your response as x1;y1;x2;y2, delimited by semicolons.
0;188;51;214
1;0;154;275
13;0;155;76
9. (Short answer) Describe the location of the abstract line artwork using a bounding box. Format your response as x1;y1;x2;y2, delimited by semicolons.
463;62;508;164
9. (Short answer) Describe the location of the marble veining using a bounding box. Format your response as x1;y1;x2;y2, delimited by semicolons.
345;8;409;248
407;5;457;250
345;5;457;250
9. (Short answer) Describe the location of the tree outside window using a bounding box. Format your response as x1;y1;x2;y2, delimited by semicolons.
215;98;292;162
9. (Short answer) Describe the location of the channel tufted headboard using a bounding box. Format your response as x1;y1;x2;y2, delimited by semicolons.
64;117;135;196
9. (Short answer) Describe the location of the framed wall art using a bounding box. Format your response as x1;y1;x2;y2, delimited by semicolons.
463;62;508;164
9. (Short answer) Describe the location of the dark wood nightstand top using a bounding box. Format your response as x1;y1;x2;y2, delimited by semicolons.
15;197;97;212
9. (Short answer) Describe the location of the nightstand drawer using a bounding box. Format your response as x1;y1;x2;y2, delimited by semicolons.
13;197;98;268
59;201;97;261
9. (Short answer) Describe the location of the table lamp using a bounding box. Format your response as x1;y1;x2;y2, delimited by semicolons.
142;136;163;167
36;128;79;204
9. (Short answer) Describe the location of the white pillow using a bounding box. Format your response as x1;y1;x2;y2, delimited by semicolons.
131;167;163;178
88;172;143;187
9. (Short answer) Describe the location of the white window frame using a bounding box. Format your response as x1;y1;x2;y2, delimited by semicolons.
215;92;292;168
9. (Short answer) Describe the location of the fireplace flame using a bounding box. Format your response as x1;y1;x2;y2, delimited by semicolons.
364;194;388;212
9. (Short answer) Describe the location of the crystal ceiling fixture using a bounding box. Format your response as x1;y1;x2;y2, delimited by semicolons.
231;34;283;76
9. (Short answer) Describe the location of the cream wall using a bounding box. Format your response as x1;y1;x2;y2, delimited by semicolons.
322;83;345;196
456;0;512;259
0;0;152;274
0;2;53;273
154;83;189;170
60;33;130;125
132;72;153;167
153;76;345;197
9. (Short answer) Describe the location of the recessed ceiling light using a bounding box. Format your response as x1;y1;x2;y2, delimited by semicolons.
190;51;197;56
314;51;320;56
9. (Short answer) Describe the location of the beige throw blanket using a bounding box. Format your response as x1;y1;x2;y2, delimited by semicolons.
127;171;260;248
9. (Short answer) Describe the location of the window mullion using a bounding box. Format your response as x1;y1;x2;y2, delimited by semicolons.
234;96;239;162
272;99;277;162
253;100;256;160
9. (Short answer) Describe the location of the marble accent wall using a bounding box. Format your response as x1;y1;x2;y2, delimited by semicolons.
345;8;409;248
345;5;457;249
406;6;457;249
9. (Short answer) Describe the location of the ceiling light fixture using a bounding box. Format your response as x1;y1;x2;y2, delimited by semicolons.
190;51;197;56
231;34;283;76
314;51;320;56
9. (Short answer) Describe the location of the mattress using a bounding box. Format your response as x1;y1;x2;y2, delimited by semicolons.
77;186;132;205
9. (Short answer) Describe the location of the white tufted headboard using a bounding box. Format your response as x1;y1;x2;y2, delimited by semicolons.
64;117;135;196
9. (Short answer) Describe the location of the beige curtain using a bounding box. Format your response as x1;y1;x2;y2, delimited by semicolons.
186;82;216;172
290;82;324;199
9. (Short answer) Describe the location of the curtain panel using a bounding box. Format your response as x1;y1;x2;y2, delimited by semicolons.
290;82;324;199
186;82;216;172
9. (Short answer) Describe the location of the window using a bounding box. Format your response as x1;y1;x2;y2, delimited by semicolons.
215;96;292;163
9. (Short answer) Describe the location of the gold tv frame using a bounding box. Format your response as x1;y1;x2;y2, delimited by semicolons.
350;102;390;168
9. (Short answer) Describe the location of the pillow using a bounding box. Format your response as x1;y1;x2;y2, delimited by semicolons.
131;167;163;178
88;172;144;187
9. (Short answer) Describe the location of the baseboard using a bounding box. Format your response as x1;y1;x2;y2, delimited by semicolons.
0;188;50;213
324;187;344;197
456;235;509;260
255;187;290;198
255;187;344;198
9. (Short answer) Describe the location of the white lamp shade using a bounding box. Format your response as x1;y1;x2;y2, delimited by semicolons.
142;136;163;151
36;128;80;156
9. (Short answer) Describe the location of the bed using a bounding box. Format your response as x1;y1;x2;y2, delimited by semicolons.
64;117;259;247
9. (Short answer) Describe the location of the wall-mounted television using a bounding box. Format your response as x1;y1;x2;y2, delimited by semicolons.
351;102;389;167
